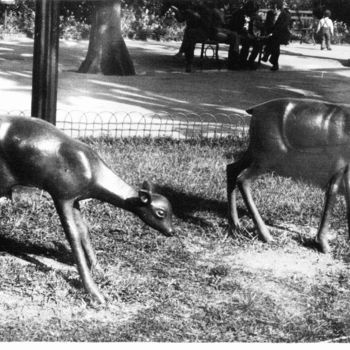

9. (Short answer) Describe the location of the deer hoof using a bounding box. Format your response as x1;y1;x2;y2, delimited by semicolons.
90;294;107;306
259;227;273;243
315;239;331;254
263;235;274;243
227;222;242;235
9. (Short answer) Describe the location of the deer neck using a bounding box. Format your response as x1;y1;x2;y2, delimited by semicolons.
95;164;139;211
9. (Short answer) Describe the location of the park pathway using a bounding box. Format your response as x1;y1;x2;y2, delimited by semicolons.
1;38;350;137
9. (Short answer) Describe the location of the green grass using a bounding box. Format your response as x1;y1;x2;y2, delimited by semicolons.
0;137;350;342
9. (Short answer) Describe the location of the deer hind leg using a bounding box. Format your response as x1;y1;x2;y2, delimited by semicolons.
0;162;17;200
55;198;105;304
73;202;101;273
315;169;344;253
236;163;273;243
344;167;350;243
226;153;252;229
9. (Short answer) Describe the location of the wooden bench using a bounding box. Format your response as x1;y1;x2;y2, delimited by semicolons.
199;40;222;69
200;41;220;61
198;39;264;70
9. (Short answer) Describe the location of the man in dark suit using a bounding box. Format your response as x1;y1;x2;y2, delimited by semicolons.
263;0;291;71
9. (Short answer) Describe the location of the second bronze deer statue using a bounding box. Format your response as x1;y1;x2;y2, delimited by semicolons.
0;115;174;303
227;98;350;253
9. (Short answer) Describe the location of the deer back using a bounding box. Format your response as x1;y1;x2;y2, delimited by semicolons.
246;98;350;187
0;115;101;199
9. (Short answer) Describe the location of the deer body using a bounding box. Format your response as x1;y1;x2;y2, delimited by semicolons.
0;115;173;303
227;98;350;253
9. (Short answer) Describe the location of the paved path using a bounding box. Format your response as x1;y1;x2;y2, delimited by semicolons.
1;38;350;136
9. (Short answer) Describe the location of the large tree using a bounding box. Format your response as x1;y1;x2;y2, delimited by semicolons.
78;0;135;75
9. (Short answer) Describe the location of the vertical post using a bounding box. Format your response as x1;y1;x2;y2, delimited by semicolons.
31;0;60;124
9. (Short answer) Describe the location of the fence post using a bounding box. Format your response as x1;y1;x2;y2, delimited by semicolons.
31;0;60;124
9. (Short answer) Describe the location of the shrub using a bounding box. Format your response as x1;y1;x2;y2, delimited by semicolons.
0;1;184;42
0;0;35;37
121;5;184;41
59;15;90;40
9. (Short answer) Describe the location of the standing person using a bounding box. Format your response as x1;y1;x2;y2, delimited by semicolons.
316;9;334;50
261;8;276;62
263;0;291;71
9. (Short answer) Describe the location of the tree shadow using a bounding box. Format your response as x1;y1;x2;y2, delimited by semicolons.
281;48;350;67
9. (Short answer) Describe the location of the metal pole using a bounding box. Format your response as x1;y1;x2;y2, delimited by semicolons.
31;0;60;124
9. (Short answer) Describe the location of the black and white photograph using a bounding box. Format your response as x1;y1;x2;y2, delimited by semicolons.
0;0;350;344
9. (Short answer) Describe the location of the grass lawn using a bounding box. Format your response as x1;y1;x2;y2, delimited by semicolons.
0;137;350;342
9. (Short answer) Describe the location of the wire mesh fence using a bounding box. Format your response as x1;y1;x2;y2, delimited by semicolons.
0;110;251;140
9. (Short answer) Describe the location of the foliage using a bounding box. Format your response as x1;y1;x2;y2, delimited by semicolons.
0;0;91;39
59;15;90;40
313;0;350;23
0;0;34;36
122;2;184;41
60;0;94;24
1;0;350;41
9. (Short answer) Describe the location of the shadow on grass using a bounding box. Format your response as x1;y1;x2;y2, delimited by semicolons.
157;184;256;234
0;234;92;293
0;235;74;269
157;185;227;225
157;183;327;253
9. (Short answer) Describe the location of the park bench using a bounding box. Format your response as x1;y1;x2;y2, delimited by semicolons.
198;39;264;70
199;40;222;69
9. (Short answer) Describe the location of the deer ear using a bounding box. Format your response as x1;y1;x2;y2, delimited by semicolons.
142;180;154;193
139;189;151;205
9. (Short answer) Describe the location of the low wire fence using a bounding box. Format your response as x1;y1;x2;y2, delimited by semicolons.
0;110;251;140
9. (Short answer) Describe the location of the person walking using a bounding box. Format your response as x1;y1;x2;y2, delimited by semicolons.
316;9;334;50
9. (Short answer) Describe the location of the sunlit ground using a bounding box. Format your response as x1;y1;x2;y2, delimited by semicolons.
0;38;350;120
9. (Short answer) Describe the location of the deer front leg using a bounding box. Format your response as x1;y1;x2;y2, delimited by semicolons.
73;202;102;273
342;166;350;242
315;170;344;253
55;199;105;304
227;162;242;229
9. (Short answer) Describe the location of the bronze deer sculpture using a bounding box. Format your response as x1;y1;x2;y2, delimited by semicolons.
227;98;350;253
0;115;173;303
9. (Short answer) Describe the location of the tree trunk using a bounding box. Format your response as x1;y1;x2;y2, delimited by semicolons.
78;0;135;75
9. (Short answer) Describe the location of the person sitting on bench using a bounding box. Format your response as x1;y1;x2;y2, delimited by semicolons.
171;1;203;58
176;0;240;72
228;1;263;70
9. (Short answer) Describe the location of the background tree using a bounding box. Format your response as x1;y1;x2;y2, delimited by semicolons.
78;0;135;75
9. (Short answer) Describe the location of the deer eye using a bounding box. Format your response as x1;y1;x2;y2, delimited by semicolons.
156;209;166;218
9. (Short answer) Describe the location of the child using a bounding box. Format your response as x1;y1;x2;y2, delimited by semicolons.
316;9;334;50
